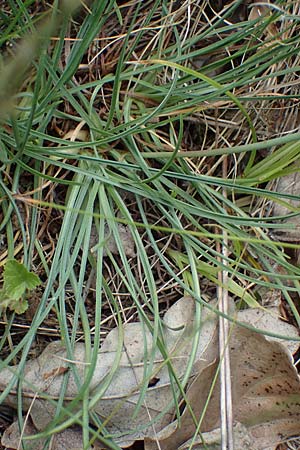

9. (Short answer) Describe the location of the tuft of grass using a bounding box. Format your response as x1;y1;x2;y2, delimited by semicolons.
1;1;300;448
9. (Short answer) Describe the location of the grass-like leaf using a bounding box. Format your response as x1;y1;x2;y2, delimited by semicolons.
1;1;300;448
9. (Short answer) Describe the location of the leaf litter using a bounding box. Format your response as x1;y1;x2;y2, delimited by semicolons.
89;223;136;259
1;419;91;450
1;297;300;450
269;171;300;243
145;325;300;450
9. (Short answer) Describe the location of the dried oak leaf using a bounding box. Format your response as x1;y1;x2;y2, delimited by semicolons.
145;326;300;450
237;307;299;354
0;297;218;447
175;422;253;450
89;223;136;258
270;171;300;241
1;417;103;450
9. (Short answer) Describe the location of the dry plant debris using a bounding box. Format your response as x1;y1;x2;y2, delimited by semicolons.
1;419;92;450
145;323;300;450
89;223;136;258
270;172;300;242
1;1;300;449
1;297;299;450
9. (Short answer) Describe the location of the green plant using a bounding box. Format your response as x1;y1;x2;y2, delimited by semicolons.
1;1;300;449
0;259;40;314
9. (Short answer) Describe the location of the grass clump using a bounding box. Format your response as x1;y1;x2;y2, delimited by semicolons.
1;1;300;449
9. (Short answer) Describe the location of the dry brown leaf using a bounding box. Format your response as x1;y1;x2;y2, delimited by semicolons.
237;306;299;354
1;417;102;450
176;422;254;450
145;326;300;450
270;172;300;241
3;297;298;450
248;4;269;22
144;361;220;450
89;223;136;258
248;1;279;39
0;297;218;446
